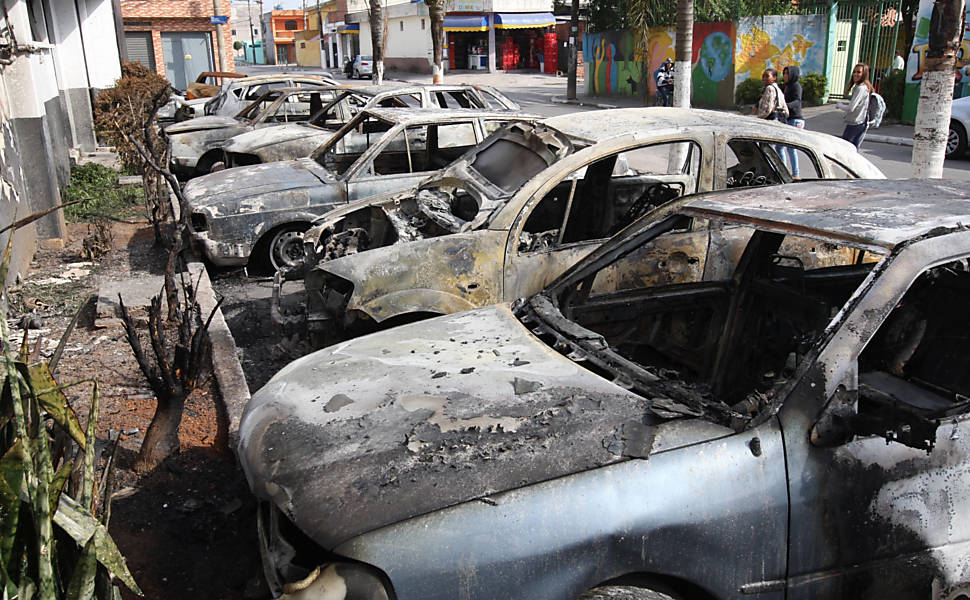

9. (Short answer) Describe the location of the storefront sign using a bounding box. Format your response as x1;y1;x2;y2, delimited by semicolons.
448;0;485;10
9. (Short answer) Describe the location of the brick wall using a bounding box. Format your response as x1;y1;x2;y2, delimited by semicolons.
122;0;235;76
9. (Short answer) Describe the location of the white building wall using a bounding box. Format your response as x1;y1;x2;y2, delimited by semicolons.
3;0;67;239
78;0;121;89
385;15;430;60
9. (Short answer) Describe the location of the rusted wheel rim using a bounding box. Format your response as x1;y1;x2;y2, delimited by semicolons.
270;229;305;271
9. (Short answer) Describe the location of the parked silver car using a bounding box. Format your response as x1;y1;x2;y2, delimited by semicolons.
349;55;373;79
185;108;537;271
166;86;339;180
291;108;883;342
241;178;970;600
222;84;519;168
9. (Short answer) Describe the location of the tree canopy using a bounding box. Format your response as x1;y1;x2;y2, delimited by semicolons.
573;0;794;32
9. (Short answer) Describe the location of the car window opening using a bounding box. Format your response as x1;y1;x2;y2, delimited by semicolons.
519;142;700;254
519;220;885;429
852;260;970;450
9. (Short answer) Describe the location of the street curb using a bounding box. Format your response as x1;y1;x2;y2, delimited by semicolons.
866;133;914;147
187;260;251;453
550;95;618;109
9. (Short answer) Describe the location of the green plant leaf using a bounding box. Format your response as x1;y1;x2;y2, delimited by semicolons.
26;363;87;451
79;381;98;512
0;495;21;573
0;439;25;509
53;494;142;596
48;461;73;512
17;574;37;600
64;535;97;600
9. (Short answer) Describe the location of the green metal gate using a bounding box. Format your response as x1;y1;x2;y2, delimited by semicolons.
799;0;905;99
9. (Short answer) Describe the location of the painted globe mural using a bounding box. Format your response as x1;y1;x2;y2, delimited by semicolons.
700;32;732;82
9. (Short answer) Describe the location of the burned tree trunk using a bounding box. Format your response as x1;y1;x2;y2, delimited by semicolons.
912;0;965;177
118;286;218;471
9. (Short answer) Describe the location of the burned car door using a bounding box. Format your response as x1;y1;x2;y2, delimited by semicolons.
504;138;710;300
781;240;970;599
345;121;482;203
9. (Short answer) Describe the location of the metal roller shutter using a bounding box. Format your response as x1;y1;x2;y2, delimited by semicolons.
125;32;156;71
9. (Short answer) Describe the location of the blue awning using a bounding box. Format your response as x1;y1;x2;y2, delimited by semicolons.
444;15;488;32
494;12;555;29
337;23;359;34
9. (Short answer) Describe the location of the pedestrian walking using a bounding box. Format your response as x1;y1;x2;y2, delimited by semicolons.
654;58;674;107
781;65;805;179
754;68;789;121
837;62;874;150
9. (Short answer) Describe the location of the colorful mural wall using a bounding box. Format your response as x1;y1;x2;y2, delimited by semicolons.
694;22;736;107
902;0;970;123
735;15;826;91
583;30;647;97
583;14;826;109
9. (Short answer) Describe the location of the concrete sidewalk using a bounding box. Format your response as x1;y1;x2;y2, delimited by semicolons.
236;61;915;145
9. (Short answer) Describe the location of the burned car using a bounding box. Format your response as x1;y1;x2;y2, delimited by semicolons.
221;84;519;168
160;73;336;122
185;108;537;271
156;71;247;123
240;178;970;600
199;73;336;119
166;86;339;180
294;108;882;342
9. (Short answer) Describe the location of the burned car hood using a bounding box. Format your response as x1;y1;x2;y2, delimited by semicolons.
164;115;239;133
238;305;732;549
184;158;335;209
225;123;329;152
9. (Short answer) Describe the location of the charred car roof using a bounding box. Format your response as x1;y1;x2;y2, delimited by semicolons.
682;178;970;250
542;107;858;148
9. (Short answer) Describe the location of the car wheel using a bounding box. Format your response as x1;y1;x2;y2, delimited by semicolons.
947;121;967;158
577;586;679;600
268;224;310;272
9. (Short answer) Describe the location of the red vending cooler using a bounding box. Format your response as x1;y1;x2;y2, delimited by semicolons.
543;33;558;74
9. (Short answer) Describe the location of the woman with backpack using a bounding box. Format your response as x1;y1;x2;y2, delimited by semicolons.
754;68;789;122
837;62;874;150
781;65;805;179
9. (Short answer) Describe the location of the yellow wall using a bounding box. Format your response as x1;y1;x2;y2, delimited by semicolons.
295;29;322;67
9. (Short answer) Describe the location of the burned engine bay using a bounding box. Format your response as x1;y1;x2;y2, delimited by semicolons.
304;122;576;264
311;186;483;262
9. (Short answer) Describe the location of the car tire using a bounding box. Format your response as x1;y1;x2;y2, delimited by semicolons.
267;224;310;272
947;120;967;159
577;586;679;600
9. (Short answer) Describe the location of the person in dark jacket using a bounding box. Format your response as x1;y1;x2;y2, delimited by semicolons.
781;65;805;179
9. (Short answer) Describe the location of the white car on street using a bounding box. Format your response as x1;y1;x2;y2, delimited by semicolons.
948;94;970;158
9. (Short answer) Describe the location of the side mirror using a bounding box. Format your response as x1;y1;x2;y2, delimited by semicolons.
811;383;939;452
810;385;857;448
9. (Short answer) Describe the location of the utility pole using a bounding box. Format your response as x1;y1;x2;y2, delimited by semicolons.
258;0;265;64
248;0;255;47
317;0;325;68
212;0;228;71
566;0;579;100
912;0;965;177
